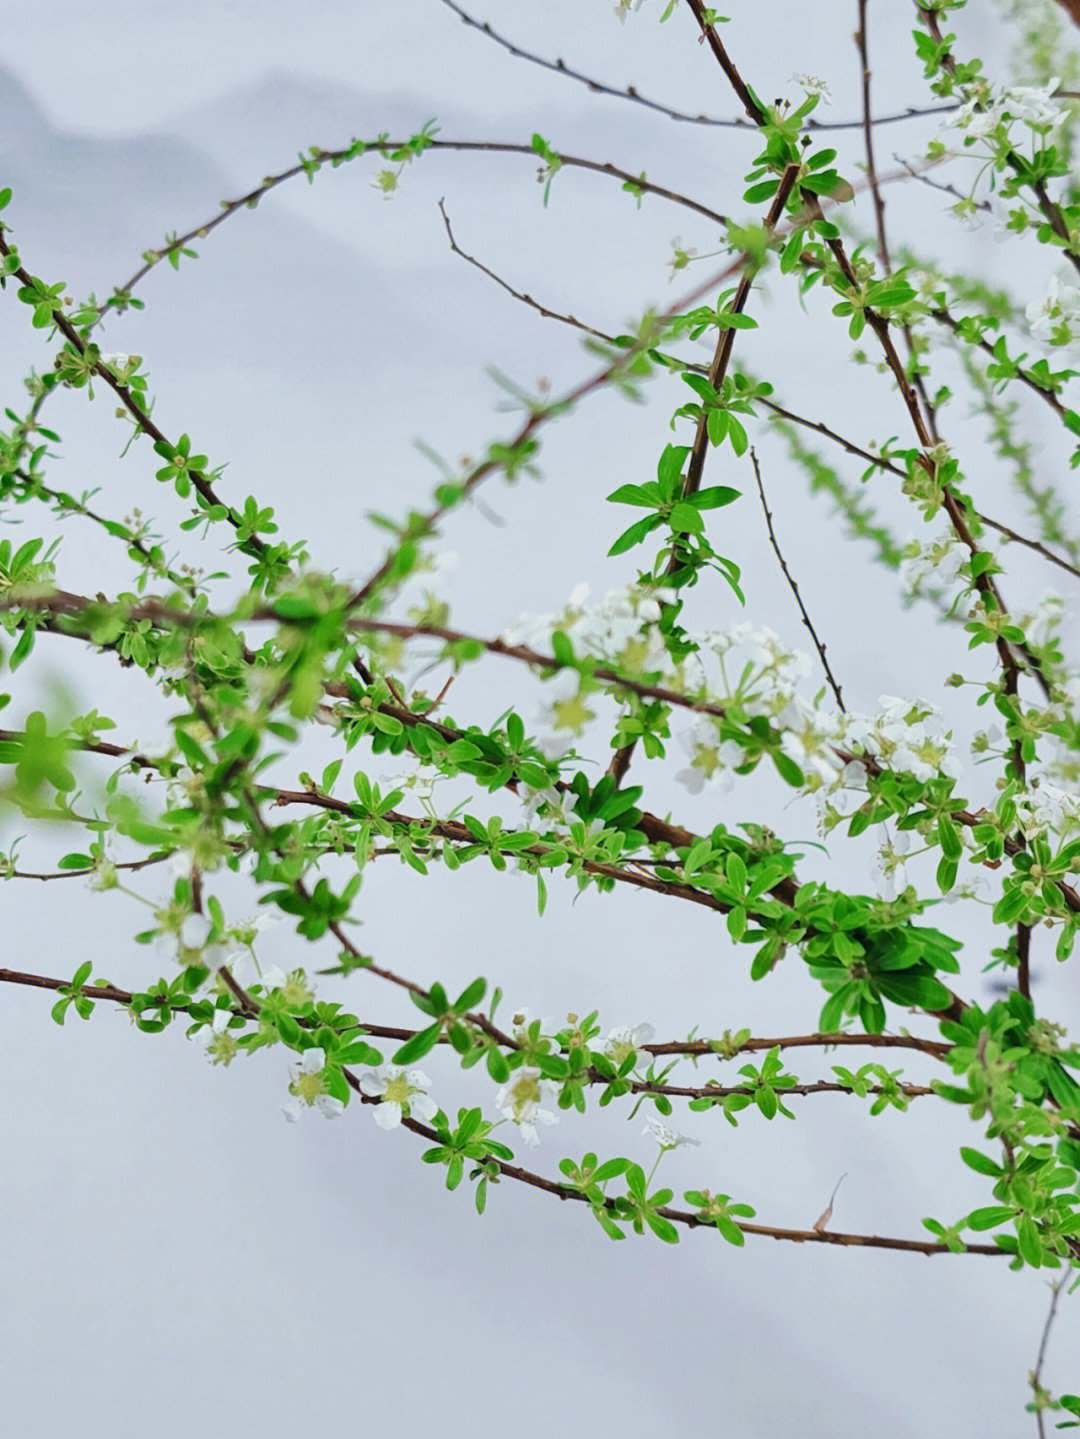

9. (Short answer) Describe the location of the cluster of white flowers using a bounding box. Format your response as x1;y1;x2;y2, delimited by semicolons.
899;530;968;597
1015;781;1080;841
942;77;1066;140
678;692;962;799
1025;275;1080;358
845;696;963;785
503;582;665;670
614;0;644;19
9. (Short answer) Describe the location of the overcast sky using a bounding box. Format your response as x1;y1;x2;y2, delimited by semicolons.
2;3;1078;1436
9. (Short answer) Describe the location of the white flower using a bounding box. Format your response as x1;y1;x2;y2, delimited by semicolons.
359;1066;437;1130
383;768;436;803
1016;781;1080;840
282;1048;344;1122
792;73;832;105
1001;79;1065;132
537;669;595;737
520;785;577;829
643;1113;701;1150
605;1023;655;1070
675;719;743;794
876;830;911;900
1026;274;1080;348
899;531;967;595
495;1067;558;1146
222;911;277;965
237;961;286;993
203;1009;240;1067
614;0;644;20
987;189;1025;241
86;858;118;892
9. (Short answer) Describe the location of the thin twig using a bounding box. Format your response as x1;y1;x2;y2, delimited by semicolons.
608;162;800;783
436;0;961;133
1031;1271;1071;1438
431;212;1080;584
751;448;846;711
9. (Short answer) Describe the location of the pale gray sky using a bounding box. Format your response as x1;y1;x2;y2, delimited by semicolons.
2;3;1077;1436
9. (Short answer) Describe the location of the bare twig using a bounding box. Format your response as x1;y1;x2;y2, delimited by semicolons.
1031;1271;1071;1437
751;448;846;711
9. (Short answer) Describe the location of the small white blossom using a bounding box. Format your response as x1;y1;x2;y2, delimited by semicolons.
359;1066;437;1130
495;1067;558;1146
179;913;212;950
203;1009;240;1067
792;73;832;105
282;1048;345;1122
644;1114;701;1150
604;1023;655;1070
876;829;911;901
675;719;743;794
899;531;968;595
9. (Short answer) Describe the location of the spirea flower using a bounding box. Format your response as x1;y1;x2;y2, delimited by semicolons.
644;1114;701;1150
282;1048;344;1122
604;1023;655;1069
495;1067;558;1146
359;1066;437;1130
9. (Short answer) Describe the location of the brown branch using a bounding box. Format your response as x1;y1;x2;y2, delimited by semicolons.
678;9;1055;708
1031;1271;1071;1438
917;4;1080;281
0;966;950;1063
608;162;800;784
431;214;1080;585
0;232;269;562
436;0;961;134
8;595;1080;916
856;0;891;273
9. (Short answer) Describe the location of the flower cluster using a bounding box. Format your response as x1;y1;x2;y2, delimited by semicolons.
1015;781;1080;841
1025;275;1080;360
503;582;665;671
899;530;968;598
942;78;1067;141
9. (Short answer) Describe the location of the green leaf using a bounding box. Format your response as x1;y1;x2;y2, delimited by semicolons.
392;1021;443;1064
959;1147;1003;1178
453;977;486;1012
669;502;705;534
691;486;741;509
645;1211;680;1244
608;513;663;556
606;484;660;507
1016;1215;1043;1268
966;1205;1015;1231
